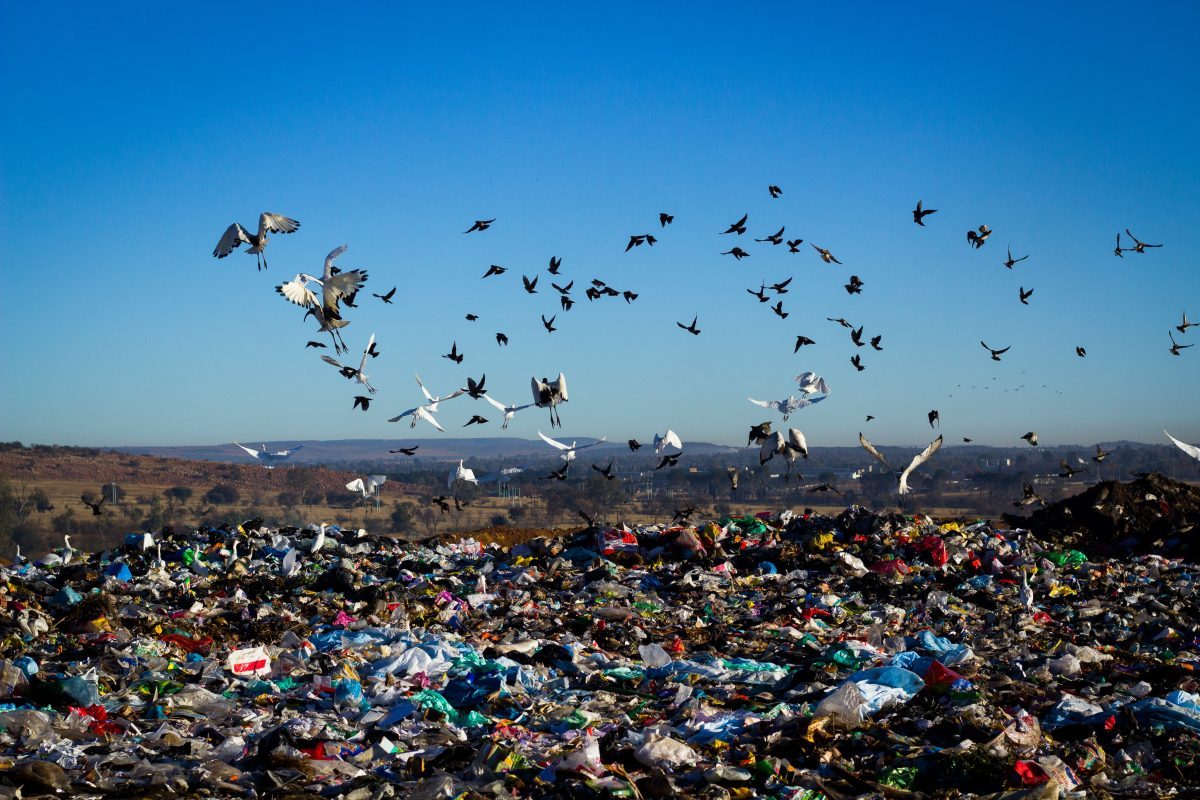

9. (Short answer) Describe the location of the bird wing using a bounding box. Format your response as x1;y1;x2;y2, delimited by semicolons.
747;397;775;410
323;244;349;278
418;407;445;432
899;435;943;495
277;276;318;307
358;333;375;372
261;212;300;235
538;430;570;450
321;355;346;370
788;428;808;455
233;442;261;458
388;407;417;422
483;394;508;413
654;429;683;453
760;432;783;464
531;377;547;405
346;478;366;494
858;432;892;472
415;373;434;403
553;373;568;403
214;222;252;257
1165;430;1200;461
574;437;608;451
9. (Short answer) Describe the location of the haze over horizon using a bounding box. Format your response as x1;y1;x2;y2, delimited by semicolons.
2;3;1197;451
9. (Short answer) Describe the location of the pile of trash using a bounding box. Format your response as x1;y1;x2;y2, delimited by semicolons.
2;504;1200;799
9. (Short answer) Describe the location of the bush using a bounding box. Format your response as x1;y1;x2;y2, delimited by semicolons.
390;502;417;534
164;486;193;503
204;484;240;505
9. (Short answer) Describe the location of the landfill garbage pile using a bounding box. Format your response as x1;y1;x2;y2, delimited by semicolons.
1013;472;1200;557
1;507;1200;799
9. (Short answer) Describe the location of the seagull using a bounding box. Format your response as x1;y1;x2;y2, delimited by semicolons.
388;404;445;432
415;373;465;411
677;316;701;335
443;341;464;363
591;461;616;480
1019;287;1034;305
390;445;419;456
794;335;816;352
1059;459;1084;478
541;314;557;333
748;394;825;420
981;341;1010;361
276;245;369;326
928;409;940;428
786;239;804;252
463;415;489;427
857;432;944;495
628;439;642;451
483;395;535;429
723;247;750;260
771;301;788;319
913;200;937;226
811;244;842;264
81;495;105;516
721;214;748;235
531;373;569;428
967;224;992;249
1076;346;1087;357
1169;331;1193;356
850;354;865;371
548;256;562;274
1165;431;1200;461
756;226;785;245
464;219;495;233
1125;229;1163;253
448;460;478;488
1004;247;1029;269
539;430;606;463
659;213;674;227
320;333;378;394
768;185;783;198
233;442;304;466
522;275;539;293
213;212;300;270
1021;432;1039;446
496;332;509;346
844;275;864;294
1177;312;1198;334
353;395;372;411
372;287;397;304
482;264;507;278
748;422;772;446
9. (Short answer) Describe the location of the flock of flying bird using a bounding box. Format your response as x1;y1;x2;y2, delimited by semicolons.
202;196;1198;514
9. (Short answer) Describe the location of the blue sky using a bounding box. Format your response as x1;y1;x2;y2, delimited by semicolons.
2;2;1198;450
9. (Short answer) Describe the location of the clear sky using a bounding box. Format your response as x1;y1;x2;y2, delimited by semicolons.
2;2;1198;451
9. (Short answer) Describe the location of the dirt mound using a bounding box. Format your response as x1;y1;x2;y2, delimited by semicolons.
1009;472;1200;555
445;524;581;548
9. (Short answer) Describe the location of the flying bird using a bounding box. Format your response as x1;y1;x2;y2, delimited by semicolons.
1114;232;1127;258
677;316;701;335
522;274;539;293
1059;459;1084;478
1169;331;1193;356
795;371;832;396
626;235;649;252
1076;346;1087;357
912;200;937;226
551;280;574;295
370;287;397;304
747;421;773;446
276;245;369;329
622;290;638;303
1176;312;1197;334
748;394;825;420
928;409;939;428
1015;482;1044;509
1021;432;1039;446
756;226;785;245
353;396;372;412
858;432;944;495
722;247;750;260
850;353;865;371
304;302;351;355
628;439;642;451
464;219;495;233
768;185;783;198
81;495;105;516
233;442;303;466
390;445;419;456
981;341;1010;361
770;277;792;293
771;301;788;319
305;341;327;349
545;462;570;481
967;224;992;249
443;342;464;364
463;415;489;427
850;326;865;346
466;313;479;321
1092;444;1111;463
1125;229;1162;253
531;373;569;428
463;374;487;398
786;239;804;252
591;461;616;481
213;212;300;270
721;214;748;235
539;430;607;463
659;213;674;227
870;334;883;351
794;335;816;352
655;454;681;470
320;333;378;394
865;415;875;422
541;314;557;333
388;405;445;432
548;256;562;274
827;317;853;328
748;285;769;303
483;395;534;429
811;244;842;264
844;275;864;294
431;495;451;513
482;264;507;278
561;295;576;311
496;332;508;346
1019;287;1034;305
415;373;465;411
1004;248;1029;269
1165;431;1200;461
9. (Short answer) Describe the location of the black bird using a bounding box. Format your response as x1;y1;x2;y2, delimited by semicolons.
1092;445;1111;463
305;341;327;349
913;199;937;226
601;286;620;297
592;461;616;480
967;224;992;249
390;445;419;455
463;415;488;427
1114;232;1127;258
546;462;570;481
366;339;380;358
1021;432;1039;446
806;484;842;496
1076;346;1087;357
578;509;599;527
794;335;815;352
1019;287;1034;305
482;264;506;278
522;274;539;293
628;439;642;451
723;247;750;260
850;326;864;346
561;295;576;311
551;280;574;295
1059;459;1083;478
1177;311;1197;334
466;313;479;321
454;496;469;512
655;453;680;470
962;437;973;443
496;332;508;346
811;244;842;264
444;342;463;364
771;301;788;319
432;495;451;513
591;279;607;287
541;314;557;333
659;212;674;227
464;219;494;233
465;374;486;398
673;506;698;524
372;287;397;304
770;277;792;293
981;341;1010;361
626;234;647;252
1125;229;1163;253
865;415;875;422
756;226;785;245
748;422;772;446
870;334;883;351
585;287;601;301
721;214;748;235
768;185;783;198
850;354;864;371
1170;331;1193;355
928;409;940;428
548;256;562;274
340;289;359;308
677;316;700;335
827;316;853;328
747;285;769;303
81;495;105;516
622;290;638;303
1015;482;1044;508
1004;247;1029;269
786;239;803;252
844;275;864;294
353;396;372;411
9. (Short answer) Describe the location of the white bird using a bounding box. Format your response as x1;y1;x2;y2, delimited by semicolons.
415;373;465;412
748;395;825;420
539;430;607;462
483;395;535;429
304;302;352;354
1018;569;1034;610
531;374;569;428
276;245;369;321
233;442;304;467
213;212;300;270
653;429;683;455
346;476;387;498
759;428;808;480
448;460;478;488
321;333;378;394
858;433;944;495
1165;430;1200;461
388;404;446;432
61;534;74;566
794;372;831;396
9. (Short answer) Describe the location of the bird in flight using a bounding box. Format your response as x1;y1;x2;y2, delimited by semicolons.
1015;482;1044;509
827;317;853;328
1165;431;1200;461
1019;287;1034;305
388;404;446;432
443;342;463;364
592;461;616;480
321;333;378;394
844;275;864;295
353;396;372;412
756;226;785;245
768;185;783;198
626;234;656;251
857;432;943;495
1004;248;1029;269
464;219;495;233
928;409;940;428
771;301;788;319
747;421;772;446
548;256;562;274
466;313;479;321
372;287;396;304
1058;459;1083;478
276;245;368;332
482;395;534;429
677;316;701;335
388;445;419;457
656;453;681;470
305;341;327;349
496;332;508;346
622;290;638;303
981;341;1010;361
870;334;883;351
539;430;607;463
786;239;804;252
1169;331;1192;356
967;224;992;249
1076;346;1087;357
482;264;507;278
1092;444;1111;463
721;214;748;235
722;247;750;260
213;212;300;270
850;354;864;371
81;495;106;516
747;285;769;303
811;244;842;264
770;277;792;293
1125;229;1162;253
794;335;815;352
1177;311;1197;334
561;295;576;311
541;314;557;333
850;326;865;347
628;439;642;451
865;415;875;422
912;200;937;226
463;415;489;427
659;213;674;227
1021;431;1039;446
1114;232;1128;257
551;280;574;295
